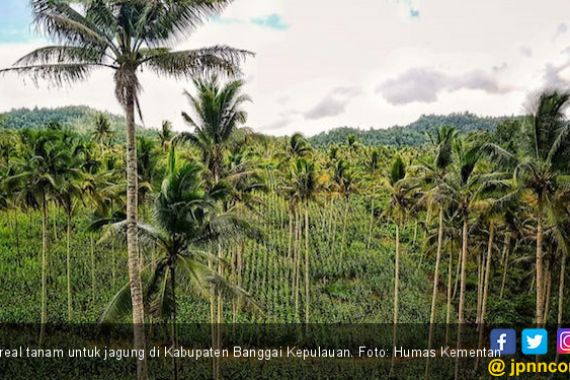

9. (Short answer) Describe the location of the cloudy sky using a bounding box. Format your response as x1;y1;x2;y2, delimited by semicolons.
1;0;570;136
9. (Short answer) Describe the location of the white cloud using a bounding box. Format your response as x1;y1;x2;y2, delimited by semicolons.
1;0;570;136
377;67;513;105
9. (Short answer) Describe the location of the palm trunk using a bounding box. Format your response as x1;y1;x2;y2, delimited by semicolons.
294;209;301;320
123;78;146;380
480;223;494;325
390;222;400;376
287;211;293;259
544;262;552;323
556;249;566;364
91;234;96;302
170;263;178;380
536;203;544;325
208;256;217;380
476;249;483;324
558;250;567;325
366;200;375;249
445;250;454;346
339;197;350;265
304;202;310;324
499;234;511;299
476;223;494;369
458;217;468;324
393;222;400;325
14;208;20;256
425;208;444;378
66;214;72;321
452;249;461;300
39;196;49;346
455;217;468;380
52;204;57;240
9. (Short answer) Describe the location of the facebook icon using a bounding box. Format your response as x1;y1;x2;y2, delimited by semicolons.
490;329;516;355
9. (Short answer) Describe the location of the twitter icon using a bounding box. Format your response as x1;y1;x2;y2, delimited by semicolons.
522;328;548;355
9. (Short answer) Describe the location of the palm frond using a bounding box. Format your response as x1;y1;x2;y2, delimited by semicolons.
0;64;94;86
144;46;252;78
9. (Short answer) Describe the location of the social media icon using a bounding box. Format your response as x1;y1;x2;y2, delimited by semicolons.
522;329;548;355
557;328;570;354
490;329;516;355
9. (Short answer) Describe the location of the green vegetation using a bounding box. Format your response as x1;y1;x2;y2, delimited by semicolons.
1;2;569;380
309;112;510;147
1;91;569;329
0;106;157;142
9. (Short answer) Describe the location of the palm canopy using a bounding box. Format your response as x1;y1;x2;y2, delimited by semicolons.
176;76;251;180
9;128;76;209
283;158;323;205
441;137;508;219
483;91;570;191
415;125;457;210
1;0;251;107
92;113;113;145
381;156;421;225
331;159;359;199
100;147;257;321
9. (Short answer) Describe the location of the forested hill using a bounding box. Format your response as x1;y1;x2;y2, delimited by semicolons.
1;107;513;147
309;112;512;147
0;106;126;131
0;106;157;140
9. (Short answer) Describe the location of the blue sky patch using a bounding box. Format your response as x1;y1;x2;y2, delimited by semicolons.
251;14;289;30
0;0;35;43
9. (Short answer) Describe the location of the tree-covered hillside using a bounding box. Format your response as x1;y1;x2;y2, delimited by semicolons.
310;112;513;147
0;106;156;140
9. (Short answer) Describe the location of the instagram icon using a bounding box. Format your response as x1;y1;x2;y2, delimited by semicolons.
557;329;570;354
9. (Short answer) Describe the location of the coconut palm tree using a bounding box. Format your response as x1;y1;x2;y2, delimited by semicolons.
284;158;322;323
176;76;251;182
92;112;113;148
137;137;159;220
331;159;359;264
54;138;85;321
419;125;456;378
100;146;255;380
1;3;251;373
483;91;570;324
442;136;507;325
10;128;68;343
382;155;421;375
158;120;174;152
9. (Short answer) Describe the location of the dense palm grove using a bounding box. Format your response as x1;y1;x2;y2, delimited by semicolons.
1;1;570;379
2;88;570;329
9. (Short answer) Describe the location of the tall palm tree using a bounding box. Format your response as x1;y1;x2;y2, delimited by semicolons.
158;120;174;152
136;137;159;220
331;159;359;264
420;125;456;378
92;112;113;148
101;147;255;380
10;129;68;343
484;91;570;324
1;3;250;374
284;158;322;323
382;155;420;375
54;138;85;321
443;136;504;324
177;76;251;182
